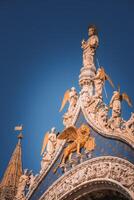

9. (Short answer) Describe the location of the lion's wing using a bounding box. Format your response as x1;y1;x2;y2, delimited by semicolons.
57;126;77;142
84;137;96;151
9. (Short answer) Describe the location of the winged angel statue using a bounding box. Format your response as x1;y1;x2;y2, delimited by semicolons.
40;128;57;172
57;124;95;166
110;86;132;118
41;127;57;156
60;87;78;113
94;67;114;98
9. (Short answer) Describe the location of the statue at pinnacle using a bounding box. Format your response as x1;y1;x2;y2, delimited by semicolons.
81;25;99;71
79;25;99;95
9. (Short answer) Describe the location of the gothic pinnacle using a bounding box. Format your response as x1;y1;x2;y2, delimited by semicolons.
0;125;23;200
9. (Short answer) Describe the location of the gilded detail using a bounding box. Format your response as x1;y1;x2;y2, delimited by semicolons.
56;124;95;166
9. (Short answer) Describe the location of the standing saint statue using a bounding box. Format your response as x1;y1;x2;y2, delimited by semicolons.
81;25;99;69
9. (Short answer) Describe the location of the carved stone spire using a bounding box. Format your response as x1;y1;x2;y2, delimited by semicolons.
79;25;99;96
0;127;23;200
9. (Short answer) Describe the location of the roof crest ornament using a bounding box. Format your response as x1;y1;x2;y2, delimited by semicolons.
60;25;134;148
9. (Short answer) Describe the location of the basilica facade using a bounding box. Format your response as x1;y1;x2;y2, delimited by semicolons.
1;25;134;200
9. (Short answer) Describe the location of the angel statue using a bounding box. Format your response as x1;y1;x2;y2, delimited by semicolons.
40;127;57;173
93;67;114;99
109;88;132;119
81;25;99;69
56;124;95;167
60;87;78;114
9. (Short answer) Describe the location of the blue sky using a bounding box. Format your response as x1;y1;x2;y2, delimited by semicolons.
0;0;134;178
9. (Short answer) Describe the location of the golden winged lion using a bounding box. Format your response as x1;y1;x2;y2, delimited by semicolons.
57;124;95;165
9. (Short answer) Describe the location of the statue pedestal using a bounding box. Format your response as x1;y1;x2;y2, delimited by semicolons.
79;66;96;96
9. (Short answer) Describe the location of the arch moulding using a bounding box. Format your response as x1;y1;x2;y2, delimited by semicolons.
39;156;134;200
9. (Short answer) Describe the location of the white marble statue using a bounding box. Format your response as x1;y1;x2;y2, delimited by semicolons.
109;90;132;130
28;173;38;191
15;169;30;200
81;25;99;69
64;87;78;126
108;91;122;129
93;67;114;99
109;91;121;118
110;90;132;119
60;87;78;114
68;87;78;113
40;127;57;172
60;87;78;126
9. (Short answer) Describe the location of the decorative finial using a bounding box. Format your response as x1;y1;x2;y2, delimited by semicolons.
14;125;23;131
14;125;23;142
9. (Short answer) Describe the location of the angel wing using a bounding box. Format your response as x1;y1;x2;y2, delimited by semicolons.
98;67;105;80
41;132;49;155
57;126;77;142
104;68;114;88
84;137;96;151
122;93;133;107
59;90;70;112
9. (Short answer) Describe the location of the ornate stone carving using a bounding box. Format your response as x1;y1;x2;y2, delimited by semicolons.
26;25;134;200
39;157;134;200
62;91;134;148
26;138;65;200
97;105;109;128
125;112;134;135
15;169;30;200
28;173;38;192
61;28;133;146
107;90;133;132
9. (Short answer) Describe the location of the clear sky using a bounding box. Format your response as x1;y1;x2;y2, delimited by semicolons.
0;0;134;179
